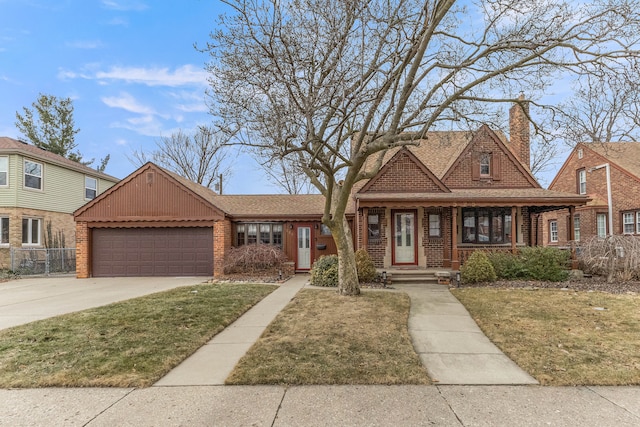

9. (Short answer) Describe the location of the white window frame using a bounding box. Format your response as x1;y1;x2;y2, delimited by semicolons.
0;156;8;187
24;159;43;190
636;212;640;236
85;176;97;200
597;213;607;238
578;169;586;195
480;153;491;176
577;148;583;159
0;217;9;245
22;217;41;246
623;212;635;234
549;220;558;243
428;213;441;237
573;215;580;242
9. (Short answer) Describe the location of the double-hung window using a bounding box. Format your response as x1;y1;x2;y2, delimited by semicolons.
480;153;491;176
597;213;607;238
85;176;97;200
22;218;41;245
577;169;586;195
24;160;42;190
0;156;8;187
0;217;9;245
428;214;441;237
549;220;558;243
573;215;580;242
623;212;635;234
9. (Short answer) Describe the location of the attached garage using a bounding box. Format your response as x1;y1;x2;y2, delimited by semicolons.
92;227;213;277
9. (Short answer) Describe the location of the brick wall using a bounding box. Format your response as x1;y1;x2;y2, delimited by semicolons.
423;208;447;267
213;218;231;277
509;97;530;169
364;208;386;268
365;151;445;192
75;222;89;278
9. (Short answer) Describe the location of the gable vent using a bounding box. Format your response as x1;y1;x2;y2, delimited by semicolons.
146;172;155;184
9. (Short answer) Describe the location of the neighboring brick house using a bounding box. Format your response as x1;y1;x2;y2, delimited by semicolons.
0;137;119;267
74;100;588;278
542;142;640;246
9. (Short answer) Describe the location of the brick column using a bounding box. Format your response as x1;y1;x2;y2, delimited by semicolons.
76;222;90;278
213;219;232;277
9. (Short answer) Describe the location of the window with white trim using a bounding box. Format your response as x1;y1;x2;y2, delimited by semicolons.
0;217;9;245
24;160;42;190
623;212;635;234
85;176;97;200
428;213;441;237
0;156;8;187
597;213;607;238
577;169;586;195
480;153;491;176
549;220;558;243
22;218;41;245
573;215;580;242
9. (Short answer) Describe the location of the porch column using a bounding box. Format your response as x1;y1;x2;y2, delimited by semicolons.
568;206;578;269
451;207;459;269
511;206;517;253
362;207;369;250
75;222;90;279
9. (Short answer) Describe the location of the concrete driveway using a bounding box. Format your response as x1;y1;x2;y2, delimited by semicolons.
0;276;209;330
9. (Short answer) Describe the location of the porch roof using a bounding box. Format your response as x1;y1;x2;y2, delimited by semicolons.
355;188;589;210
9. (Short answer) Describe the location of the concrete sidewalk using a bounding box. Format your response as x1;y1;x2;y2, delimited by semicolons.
395;282;538;385
2;385;639;426
155;274;308;386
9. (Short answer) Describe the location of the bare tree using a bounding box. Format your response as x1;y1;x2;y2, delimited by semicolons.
205;0;640;295
130;125;232;190
262;156;318;194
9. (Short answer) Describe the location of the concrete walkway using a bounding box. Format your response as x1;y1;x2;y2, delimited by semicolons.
394;282;538;385
155;274;308;386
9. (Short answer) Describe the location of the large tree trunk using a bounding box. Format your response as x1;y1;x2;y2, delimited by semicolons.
333;214;360;296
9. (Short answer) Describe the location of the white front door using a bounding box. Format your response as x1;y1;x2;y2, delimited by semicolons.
394;212;416;264
297;226;311;270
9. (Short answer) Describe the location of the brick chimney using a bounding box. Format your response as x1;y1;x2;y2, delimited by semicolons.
509;94;530;170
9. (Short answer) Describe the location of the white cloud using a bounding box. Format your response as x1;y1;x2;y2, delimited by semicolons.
95;65;208;87
107;17;128;26
101;92;156;115
101;0;148;11
115;138;128;146
176;103;208;113
66;40;104;49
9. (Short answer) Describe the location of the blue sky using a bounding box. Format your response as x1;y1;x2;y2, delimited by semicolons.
0;0;275;193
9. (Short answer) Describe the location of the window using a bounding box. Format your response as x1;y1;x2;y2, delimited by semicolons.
85;176;97;200
577;169;586;195
24;160;42;190
597;213;607;238
623;212;635;234
578;148;583;159
320;224;332;235
0;217;8;245
462;208;512;244
637;212;640;236
480;153;491;176
549;220;558;243
368;214;380;240
0;156;8;186
574;215;580;242
22;218;40;245
236;223;283;247
428;213;441;237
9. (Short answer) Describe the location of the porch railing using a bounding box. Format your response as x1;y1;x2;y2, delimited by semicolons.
10;248;76;276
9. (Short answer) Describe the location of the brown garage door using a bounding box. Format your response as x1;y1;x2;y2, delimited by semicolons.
92;228;213;277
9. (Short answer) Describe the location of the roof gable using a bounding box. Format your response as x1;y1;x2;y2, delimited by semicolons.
358;148;450;194
74;163;224;221
441;125;539;188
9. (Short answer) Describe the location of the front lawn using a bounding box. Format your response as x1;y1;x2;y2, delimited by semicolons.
0;282;276;388
226;289;431;385
451;287;640;385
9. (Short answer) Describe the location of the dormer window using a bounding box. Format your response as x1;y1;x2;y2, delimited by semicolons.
480;153;491;176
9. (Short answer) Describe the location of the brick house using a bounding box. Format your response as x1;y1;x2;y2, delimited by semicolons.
542;142;640;246
0;137;118;268
74;101;587;278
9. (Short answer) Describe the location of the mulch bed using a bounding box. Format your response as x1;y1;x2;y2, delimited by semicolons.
456;276;640;295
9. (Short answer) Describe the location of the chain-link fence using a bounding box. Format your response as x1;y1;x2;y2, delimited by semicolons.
10;248;76;275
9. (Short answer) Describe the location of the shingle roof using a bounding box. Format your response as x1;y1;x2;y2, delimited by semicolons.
213;194;353;219
0;136;119;181
584;142;640;178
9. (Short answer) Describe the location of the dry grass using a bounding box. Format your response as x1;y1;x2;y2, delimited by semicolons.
451;288;640;385
226;289;430;385
0;283;275;388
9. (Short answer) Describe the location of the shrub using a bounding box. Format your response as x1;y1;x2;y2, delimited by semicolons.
310;255;339;287
223;244;288;275
579;235;640;282
519;246;569;282
355;249;377;283
486;251;526;280
461;251;497;284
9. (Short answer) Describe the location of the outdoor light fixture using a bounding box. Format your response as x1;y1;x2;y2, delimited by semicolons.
456;271;461;287
382;271;387;285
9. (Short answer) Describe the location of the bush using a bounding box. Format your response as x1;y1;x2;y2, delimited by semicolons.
579;235;640;282
486;251;526;280
310;255;339;287
355;249;377;283
461;251;497;284
518;246;569;282
223;244;288;275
